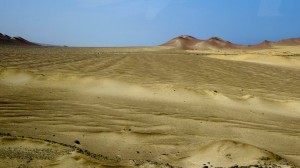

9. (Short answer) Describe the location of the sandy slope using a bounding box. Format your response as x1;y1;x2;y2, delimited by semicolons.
0;46;299;167
198;46;300;69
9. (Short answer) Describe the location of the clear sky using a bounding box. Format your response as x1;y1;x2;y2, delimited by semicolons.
1;0;300;46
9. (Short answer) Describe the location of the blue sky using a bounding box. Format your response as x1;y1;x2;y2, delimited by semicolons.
0;0;300;46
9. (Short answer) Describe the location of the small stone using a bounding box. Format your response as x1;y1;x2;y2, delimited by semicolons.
74;140;80;145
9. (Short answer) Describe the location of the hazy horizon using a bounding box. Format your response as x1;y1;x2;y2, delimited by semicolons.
1;0;300;47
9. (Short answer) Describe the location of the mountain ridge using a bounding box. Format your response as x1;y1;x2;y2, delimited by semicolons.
0;33;39;46
162;35;300;50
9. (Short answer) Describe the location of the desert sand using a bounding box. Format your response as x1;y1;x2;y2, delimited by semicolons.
0;44;300;167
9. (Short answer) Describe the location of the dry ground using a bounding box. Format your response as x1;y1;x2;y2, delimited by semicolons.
0;46;299;167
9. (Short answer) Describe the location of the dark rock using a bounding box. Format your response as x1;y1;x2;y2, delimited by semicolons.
230;165;239;168
74;140;80;145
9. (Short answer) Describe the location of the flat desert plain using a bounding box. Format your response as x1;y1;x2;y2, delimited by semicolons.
0;46;300;168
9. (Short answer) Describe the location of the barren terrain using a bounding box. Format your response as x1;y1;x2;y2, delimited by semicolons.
0;45;299;167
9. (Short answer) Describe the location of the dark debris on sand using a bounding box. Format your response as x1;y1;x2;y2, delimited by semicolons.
0;133;298;168
0;133;182;168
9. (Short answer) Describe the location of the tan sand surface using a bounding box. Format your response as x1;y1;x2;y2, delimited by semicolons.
0;46;299;167
198;46;300;69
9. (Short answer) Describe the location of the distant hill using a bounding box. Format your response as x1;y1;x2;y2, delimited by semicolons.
162;35;201;50
194;37;239;50
162;35;300;50
0;33;39;46
275;38;300;46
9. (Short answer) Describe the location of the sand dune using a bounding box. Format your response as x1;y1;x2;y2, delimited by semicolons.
0;46;300;167
179;140;293;168
0;135;295;168
200;46;300;69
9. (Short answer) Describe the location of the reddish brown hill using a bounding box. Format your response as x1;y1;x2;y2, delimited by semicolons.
198;37;239;49
162;36;240;50
161;35;202;50
0;33;38;46
162;35;300;50
249;40;273;49
274;38;300;46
